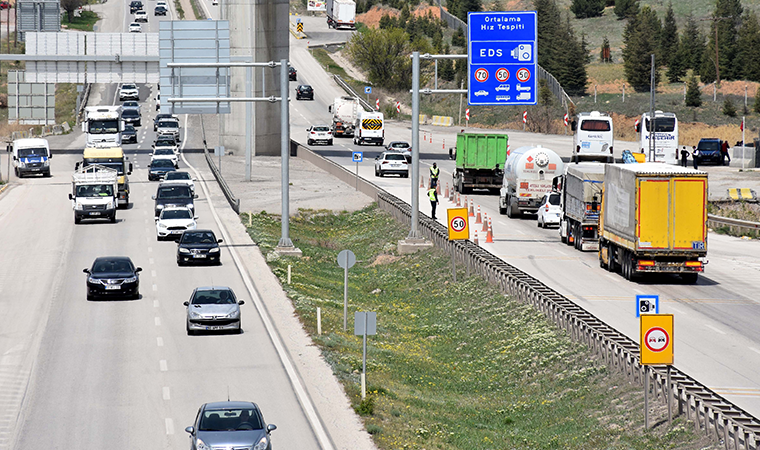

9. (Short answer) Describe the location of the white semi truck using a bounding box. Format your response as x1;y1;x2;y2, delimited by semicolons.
82;106;123;147
328;96;361;137
326;0;356;29
353;110;384;145
499;145;564;217
69;165;119;224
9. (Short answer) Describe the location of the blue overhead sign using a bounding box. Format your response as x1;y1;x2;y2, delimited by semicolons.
467;11;537;106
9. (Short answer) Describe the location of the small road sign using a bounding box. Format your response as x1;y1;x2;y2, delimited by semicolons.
352;151;363;163
447;207;470;240
395;101;401;113
375;98;380;110
296;22;303;33
465;108;470;121
354;311;377;336
640;314;673;365
364;86;372;94
522;110;527;123
636;294;659;317
563;113;568;127
337;249;356;269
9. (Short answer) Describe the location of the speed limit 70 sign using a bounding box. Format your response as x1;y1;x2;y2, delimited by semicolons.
447;207;470;241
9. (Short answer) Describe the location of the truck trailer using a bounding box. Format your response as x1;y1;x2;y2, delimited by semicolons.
328;96;361;137
556;163;605;251
499;145;564;217
326;0;356;29
452;133;508;194
598;163;707;283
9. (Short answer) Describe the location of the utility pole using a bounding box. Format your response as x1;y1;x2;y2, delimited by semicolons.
700;16;731;85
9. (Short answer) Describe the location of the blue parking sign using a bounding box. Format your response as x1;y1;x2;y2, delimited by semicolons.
468;11;537;106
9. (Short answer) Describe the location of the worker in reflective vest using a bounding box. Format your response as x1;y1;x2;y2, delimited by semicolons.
428;187;439;220
429;163;440;188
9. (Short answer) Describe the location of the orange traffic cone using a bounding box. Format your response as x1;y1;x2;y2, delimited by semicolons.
456;193;461;207
473;229;479;245
468;199;475;217
485;218;494;243
449;185;455;202
445;184;449;199
429;133;433;144
475;205;482;224
420;176;425;188
482;212;489;231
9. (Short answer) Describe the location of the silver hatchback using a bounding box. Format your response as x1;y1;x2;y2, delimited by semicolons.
185;401;276;450
184;286;244;335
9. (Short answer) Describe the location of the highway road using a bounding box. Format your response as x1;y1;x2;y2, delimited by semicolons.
286;17;760;417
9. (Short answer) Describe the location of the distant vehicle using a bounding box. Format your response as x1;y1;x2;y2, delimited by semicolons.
83;106;123;146
121;108;141;127
11;138;51;177
385;141;411;161
153;135;180;154
163;171;195;193
328;96;360;137
635;111;679;164
148;159;177;181
184;287;244;334
156;206;197;240
0;1;10;9
555;162;604;251
122;124;138;144
295;84;313;100
306;125;333;146
184;401;276;450
177;229;223;266
69;165;118;224
154;113;176;131
155;93;161;111
374;151;408;178
156;117;180;142
500;145;564;217
154;4;167;15
570;111;614;163
212;0;218;4
695;138;723;165
326;0;356;29
353;110;384;146
129;0;143;13
121;101;140;111
452;133;508;194
83;256;142;300
129;22;142;33
119;83;139;101
153;183;196;217
134;10;147;21
288;66;297;81
151;147;179;168
536;191;561;228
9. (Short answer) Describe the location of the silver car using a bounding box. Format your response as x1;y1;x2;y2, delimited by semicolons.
184;287;244;335
185;401;277;450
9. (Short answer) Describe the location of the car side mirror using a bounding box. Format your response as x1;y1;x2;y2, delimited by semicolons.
48;152;53;159
194;194;198;199
129;163;133;174
75;161;80;169
570;121;577;132
68;193;73;200
193;216;199;220
183;301;189;306
83;268;90;274
184;426;194;435
217;239;223;243
151;195;156;200
135;267;142;273
192;178;196;181
238;300;245;305
266;424;277;433
148;163;152;168
155;216;159;221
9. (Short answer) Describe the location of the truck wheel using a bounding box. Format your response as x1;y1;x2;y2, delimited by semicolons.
681;273;698;284
506;196;513;218
607;245;617;272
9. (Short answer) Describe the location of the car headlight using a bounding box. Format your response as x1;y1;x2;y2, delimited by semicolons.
188;222;197;229
179;248;190;254
124;276;137;283
75;203;83;210
88;276;98;284
156;204;164;209
209;247;220;253
196;439;211;450
224;309;240;318
188;310;201;319
43;160;50;166
107;201;114;209
157;222;167;229
18;161;25;168
186;204;194;210
253;436;269;450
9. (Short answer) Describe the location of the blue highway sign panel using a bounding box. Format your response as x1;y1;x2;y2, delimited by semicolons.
352;151;363;163
468;11;537;106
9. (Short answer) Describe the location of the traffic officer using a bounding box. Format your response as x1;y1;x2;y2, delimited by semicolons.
428;187;439;220
429;163;440;187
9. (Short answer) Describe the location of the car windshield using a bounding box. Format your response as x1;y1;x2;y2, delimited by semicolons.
159;121;178;128
299;86;311;91
155;141;174;147
152;160;174;168
166;172;191;180
17;147;47;158
88;119;119;134
154;148;174;155
182;231;216;244
122;110;139;118
161;209;192;220
699;141;720;152
199;408;263;431
548;194;560;206
83;159;124;174
385;154;406;161
124;125;135;132
123;102;138;108
580;119;611;132
192;289;236;305
122;84;136;90
390;142;409;148
157;185;192;198
92;259;132;274
313;126;329;132
76;184;114;198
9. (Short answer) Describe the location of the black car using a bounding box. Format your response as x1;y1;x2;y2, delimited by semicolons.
695;138;723;165
84;256;142;300
295;84;313;100
288;66;297;81
129;0;143;13
177;230;223;265
153;183;196;217
148;159;177;181
154;113;175;131
154;5;167;15
122;124;138;144
121;108;141;127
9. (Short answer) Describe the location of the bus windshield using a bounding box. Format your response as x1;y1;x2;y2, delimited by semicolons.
645;118;676;133
88;120;119;134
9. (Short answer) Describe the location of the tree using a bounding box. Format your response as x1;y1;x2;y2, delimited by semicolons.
685;74;702;107
447;0;481;22
703;0;743;82
754;92;760;114
660;3;678;67
614;0;638;20
439;45;455;82
723;97;737;116
571;0;605;19
600;36;612;62
61;0;85;23
736;11;760;82
622;6;663;92
451;26;465;47
378;14;395;29
666;39;688;82
555;16;589;95
581;33;592;64
535;0;563;76
681;14;705;71
346;27;411;91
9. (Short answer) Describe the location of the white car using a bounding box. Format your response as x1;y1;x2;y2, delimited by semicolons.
537;191;561;228
306;125;333;146
119;83;139;100
153;138;179;155
129;22;142;32
156;0;168;7
474;90;488;97
155;207;197;240
151;147;179;168
134;10;148;22
374;151;408;178
162;171;196;194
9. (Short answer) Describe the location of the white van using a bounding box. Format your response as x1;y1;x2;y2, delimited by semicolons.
11;138;52;177
571;111;614;163
353;110;384;146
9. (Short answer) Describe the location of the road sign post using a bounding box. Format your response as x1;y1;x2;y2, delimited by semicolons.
354;311;376;399
338;249;356;331
352;151;363;191
447;207;470;282
468;11;537;106
640;314;674;428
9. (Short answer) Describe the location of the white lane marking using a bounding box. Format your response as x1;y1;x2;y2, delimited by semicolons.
165;418;174;435
154;317;161;326
705;324;727;335
152;284;158;292
605;274;618;282
669;306;686;315
515;228;525;235
749;347;760;356
151;270;157;277
153;299;159;307
148;247;153;253
163;386;171;400
633;288;645;295
149;258;155;265
159;360;168;371
181;115;336;450
156;337;164;347
555;249;568;256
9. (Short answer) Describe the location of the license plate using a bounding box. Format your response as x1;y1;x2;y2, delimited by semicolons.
89;212;101;216
206;325;225;330
105;285;121;290
194;254;207;258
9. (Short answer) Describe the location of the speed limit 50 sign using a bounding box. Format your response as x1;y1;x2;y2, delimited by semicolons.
447;207;470;241
640;314;673;365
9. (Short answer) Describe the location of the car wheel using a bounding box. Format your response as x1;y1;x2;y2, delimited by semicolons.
329;140;333;145
186;323;194;335
307;139;313;146
87;293;94;301
111;213;117;223
132;291;140;300
75;215;81;224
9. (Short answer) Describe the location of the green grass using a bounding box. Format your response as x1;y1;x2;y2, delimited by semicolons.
174;0;185;19
55;83;79;129
311;48;351;80
188;0;205;19
61;10;99;31
243;206;716;450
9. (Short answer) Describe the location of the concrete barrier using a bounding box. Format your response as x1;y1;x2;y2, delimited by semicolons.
418;114;427;124
430;115;453;127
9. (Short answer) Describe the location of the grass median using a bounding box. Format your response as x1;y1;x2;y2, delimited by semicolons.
243;205;715;449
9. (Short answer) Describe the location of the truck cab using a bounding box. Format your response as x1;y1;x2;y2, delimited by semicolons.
77;147;132;208
571;111;613;163
69;165;118;224
11;138;51;177
353;111;384;146
83;106;123;147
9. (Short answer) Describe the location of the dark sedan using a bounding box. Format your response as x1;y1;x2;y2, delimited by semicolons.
295;84;313;100
121;108;142;127
122;124;138;144
154;5;167;14
84;256;142;300
185;401;276;450
177;229;223;266
148;159;176;181
288;66;297;81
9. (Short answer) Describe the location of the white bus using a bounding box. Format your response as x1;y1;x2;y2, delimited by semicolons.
635;111;678;165
571;111;614;163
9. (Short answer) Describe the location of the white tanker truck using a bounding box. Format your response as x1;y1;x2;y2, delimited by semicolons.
499;145;564;217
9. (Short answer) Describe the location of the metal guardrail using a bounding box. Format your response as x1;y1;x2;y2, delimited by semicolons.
294;143;760;449
332;74;373;112
708;214;760;234
198;115;240;214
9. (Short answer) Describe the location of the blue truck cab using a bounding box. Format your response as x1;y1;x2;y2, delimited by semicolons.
11;138;52;177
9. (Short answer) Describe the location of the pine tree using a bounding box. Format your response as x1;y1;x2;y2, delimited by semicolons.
600;36;612;62
451;27;465;47
571;0;604;19
681;14;705;71
704;0;743;82
736;11;760;82
723;98;737;117
754;92;760;114
660;3;678;67
439;45;455;81
685;74;702;107
700;45;717;84
666;38;688;83
614;0;639;20
555;16;589;95
378;14;394;29
622;6;663;92
581;33;592;64
535;0;563;77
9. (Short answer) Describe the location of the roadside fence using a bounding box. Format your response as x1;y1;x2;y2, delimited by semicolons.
198;115;240;214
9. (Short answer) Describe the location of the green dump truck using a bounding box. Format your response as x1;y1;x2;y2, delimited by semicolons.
452;133;508;194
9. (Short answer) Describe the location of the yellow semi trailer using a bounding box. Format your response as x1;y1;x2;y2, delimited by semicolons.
598;163;708;284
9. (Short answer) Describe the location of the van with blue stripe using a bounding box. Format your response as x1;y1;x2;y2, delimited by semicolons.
12;138;51;177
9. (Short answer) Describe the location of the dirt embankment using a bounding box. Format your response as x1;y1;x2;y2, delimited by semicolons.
356;4;440;29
